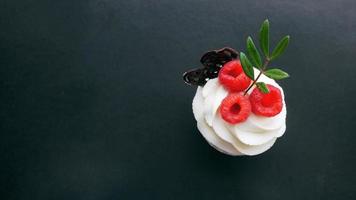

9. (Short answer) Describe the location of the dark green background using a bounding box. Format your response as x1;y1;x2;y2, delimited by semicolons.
1;0;355;199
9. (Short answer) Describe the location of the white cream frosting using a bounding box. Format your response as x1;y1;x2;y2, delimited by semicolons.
192;68;287;156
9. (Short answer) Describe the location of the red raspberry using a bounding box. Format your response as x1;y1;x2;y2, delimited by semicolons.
218;60;252;92
219;93;251;124
249;84;283;117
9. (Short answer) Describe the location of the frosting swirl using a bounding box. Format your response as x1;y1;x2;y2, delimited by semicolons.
192;68;287;156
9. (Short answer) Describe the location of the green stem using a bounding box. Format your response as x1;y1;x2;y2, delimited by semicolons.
244;58;270;95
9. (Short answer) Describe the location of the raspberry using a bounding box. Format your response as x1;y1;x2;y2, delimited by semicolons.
219;93;251;124
218;60;252;92
249;84;283;117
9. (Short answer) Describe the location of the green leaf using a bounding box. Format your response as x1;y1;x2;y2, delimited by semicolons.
239;52;254;80
271;35;290;60
264;68;290;80
246;36;262;68
259;19;270;58
256;82;269;93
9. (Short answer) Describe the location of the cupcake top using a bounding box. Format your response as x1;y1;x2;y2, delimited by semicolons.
192;68;286;156
184;19;291;156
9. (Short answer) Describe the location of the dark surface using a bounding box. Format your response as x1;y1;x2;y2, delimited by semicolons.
1;0;356;199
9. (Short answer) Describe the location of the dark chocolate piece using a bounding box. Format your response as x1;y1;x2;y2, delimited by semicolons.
183;47;239;86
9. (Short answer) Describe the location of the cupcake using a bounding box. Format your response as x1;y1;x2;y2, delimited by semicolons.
183;20;290;156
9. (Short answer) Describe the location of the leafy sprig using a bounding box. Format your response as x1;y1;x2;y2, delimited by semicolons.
241;19;290;94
